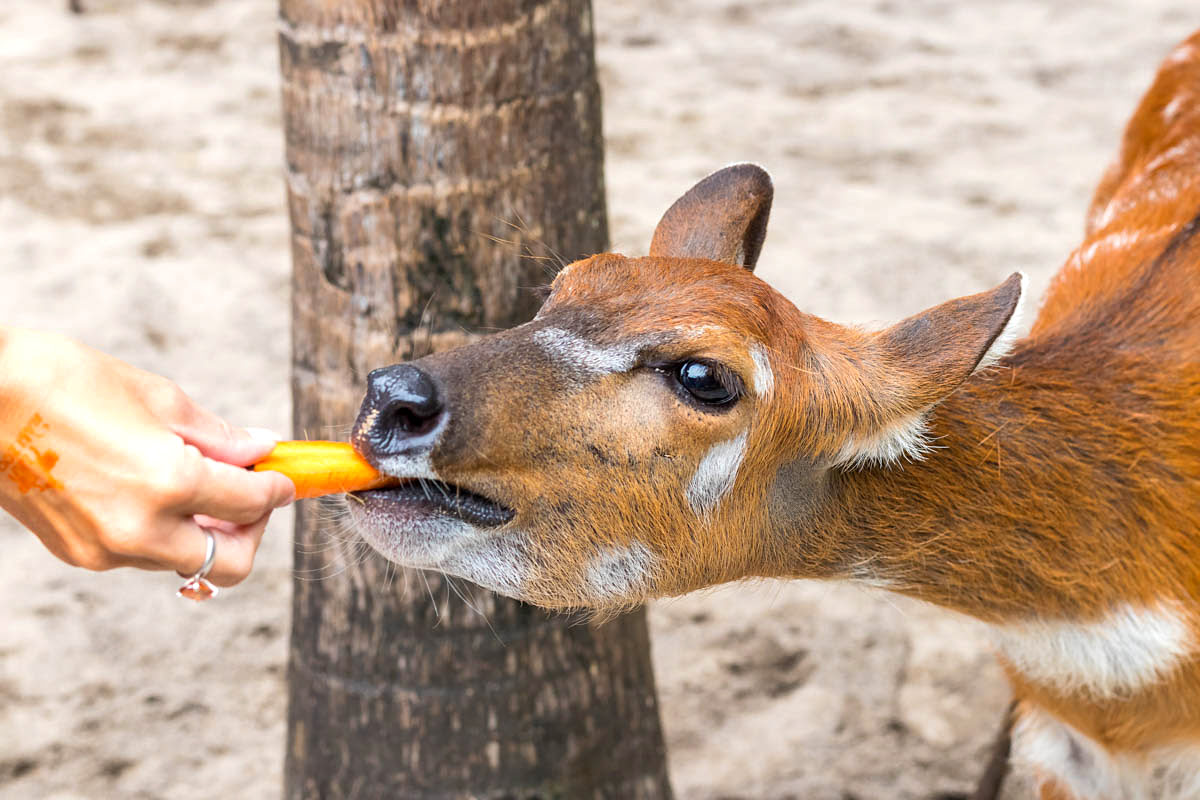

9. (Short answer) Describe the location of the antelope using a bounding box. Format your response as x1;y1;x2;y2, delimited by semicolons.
346;31;1200;799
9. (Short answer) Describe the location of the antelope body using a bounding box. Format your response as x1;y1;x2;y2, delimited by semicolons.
348;32;1200;799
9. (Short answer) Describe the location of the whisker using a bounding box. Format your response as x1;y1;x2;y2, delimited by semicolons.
420;570;440;623
293;538;373;582
445;576;504;645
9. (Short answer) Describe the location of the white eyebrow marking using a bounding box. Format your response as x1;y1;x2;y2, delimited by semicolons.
532;327;640;375
990;601;1193;698
750;343;774;397
687;431;749;515
675;324;721;339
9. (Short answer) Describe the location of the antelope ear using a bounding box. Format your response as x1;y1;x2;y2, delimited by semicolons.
834;273;1026;469
649;164;773;270
880;272;1026;405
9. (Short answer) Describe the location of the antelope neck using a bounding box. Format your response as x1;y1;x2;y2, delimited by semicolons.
783;352;1193;626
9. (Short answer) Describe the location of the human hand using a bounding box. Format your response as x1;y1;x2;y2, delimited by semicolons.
0;326;295;587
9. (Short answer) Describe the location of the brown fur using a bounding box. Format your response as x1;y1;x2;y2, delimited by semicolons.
352;31;1200;798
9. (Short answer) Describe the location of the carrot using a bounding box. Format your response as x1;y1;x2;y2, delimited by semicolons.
250;440;399;499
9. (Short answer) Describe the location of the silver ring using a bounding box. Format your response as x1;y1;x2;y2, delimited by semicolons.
177;528;219;602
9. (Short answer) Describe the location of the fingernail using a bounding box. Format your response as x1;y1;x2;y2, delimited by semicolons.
245;427;283;444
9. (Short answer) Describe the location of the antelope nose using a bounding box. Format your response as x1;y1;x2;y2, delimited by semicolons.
353;364;446;461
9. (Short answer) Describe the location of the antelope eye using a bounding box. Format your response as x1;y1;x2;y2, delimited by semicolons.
675;361;737;405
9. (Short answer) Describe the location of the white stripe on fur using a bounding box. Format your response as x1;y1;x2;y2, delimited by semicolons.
687;431;749;515
991;602;1193;699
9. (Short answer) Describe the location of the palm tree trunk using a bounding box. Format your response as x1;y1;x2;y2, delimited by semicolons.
279;1;673;797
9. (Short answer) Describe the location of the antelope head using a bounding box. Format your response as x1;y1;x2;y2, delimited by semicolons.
348;165;1023;610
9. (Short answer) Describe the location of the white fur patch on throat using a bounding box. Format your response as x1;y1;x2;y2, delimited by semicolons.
687;431;749;515
832;411;932;470
974;271;1028;372
990;602;1193;699
1013;706;1200;800
585;542;655;603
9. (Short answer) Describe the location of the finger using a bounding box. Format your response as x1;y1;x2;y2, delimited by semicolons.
182;457;295;523
209;512;273;588
172;514;271;588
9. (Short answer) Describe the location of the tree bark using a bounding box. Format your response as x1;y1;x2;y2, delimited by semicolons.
279;2;674;798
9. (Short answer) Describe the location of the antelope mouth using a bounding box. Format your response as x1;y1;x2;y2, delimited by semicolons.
353;480;515;529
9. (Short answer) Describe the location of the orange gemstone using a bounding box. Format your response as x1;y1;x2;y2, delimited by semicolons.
177;577;218;602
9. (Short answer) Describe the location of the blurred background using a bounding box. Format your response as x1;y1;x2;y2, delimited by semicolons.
0;1;1194;798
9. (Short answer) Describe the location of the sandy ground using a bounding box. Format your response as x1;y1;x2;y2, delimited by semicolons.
0;1;1195;798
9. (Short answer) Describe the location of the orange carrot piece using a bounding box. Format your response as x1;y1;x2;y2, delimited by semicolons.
250;441;398;499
